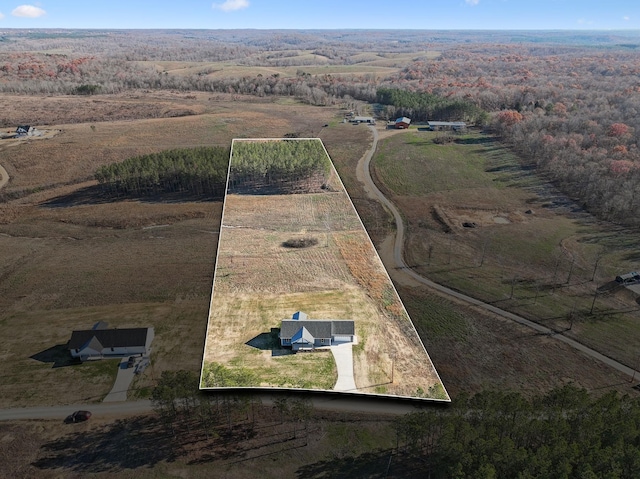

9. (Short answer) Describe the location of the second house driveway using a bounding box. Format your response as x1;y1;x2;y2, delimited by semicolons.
103;357;137;402
330;343;357;392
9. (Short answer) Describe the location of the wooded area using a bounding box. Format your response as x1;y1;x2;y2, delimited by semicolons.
3;30;639;223
94;146;229;198
228;139;331;193
395;385;640;478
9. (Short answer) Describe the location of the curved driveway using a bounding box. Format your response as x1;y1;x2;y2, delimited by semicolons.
358;126;640;380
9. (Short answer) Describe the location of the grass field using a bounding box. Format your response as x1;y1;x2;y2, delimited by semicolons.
372;129;640;370
0;93;342;407
202;139;446;400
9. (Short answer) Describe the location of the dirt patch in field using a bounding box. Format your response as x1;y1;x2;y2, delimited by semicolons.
431;204;527;232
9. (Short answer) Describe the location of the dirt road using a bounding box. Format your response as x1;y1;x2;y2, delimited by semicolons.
358;125;640;380
0;162;8;189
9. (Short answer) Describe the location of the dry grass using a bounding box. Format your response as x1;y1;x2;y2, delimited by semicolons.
203;140;446;399
0;92;333;193
0;94;341;407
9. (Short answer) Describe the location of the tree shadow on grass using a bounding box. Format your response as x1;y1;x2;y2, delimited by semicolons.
40;184;222;208
30;344;81;369
32;416;177;473
297;449;427;479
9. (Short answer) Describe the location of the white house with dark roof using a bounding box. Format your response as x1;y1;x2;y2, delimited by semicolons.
67;327;154;361
279;311;355;351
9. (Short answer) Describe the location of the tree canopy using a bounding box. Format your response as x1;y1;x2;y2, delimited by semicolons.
95;146;229;198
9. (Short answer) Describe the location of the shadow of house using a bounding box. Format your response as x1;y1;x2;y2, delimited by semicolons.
30;344;81;368
245;328;293;357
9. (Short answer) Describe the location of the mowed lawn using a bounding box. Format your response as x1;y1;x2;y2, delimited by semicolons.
372;129;640;369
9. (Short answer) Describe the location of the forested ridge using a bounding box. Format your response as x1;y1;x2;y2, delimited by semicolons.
4;29;640;221
94;146;229;198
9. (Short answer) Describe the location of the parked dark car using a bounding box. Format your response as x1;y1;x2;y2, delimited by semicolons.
127;356;136;368
66;410;91;423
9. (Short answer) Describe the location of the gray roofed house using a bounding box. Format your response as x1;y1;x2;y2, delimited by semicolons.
68;327;154;361
279;312;355;351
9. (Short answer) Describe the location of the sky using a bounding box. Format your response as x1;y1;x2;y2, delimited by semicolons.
0;1;638;30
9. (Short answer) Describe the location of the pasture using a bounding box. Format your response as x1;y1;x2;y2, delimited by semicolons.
373;129;640;369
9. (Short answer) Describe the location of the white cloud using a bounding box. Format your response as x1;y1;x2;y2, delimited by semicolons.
212;0;250;12
465;0;480;5
12;5;47;18
0;12;5;20
623;16;630;21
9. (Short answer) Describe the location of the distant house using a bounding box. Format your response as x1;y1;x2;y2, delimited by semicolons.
427;121;466;131
15;125;32;137
68;327;155;361
350;116;375;125
395;117;411;129
616;271;640;285
279;311;355;351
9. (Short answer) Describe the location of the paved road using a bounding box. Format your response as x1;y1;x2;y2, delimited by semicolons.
0;400;154;421
358;126;640;380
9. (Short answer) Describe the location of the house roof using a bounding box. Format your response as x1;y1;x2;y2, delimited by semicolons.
68;328;151;350
292;311;308;321
396;117;411;124
280;320;354;339
427;121;466;127
291;326;315;345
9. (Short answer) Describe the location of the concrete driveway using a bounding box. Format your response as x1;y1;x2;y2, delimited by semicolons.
103;357;136;402
331;343;357;392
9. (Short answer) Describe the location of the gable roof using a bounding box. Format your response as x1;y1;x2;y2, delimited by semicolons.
396;117;411;124
68;328;151;350
280;320;354;339
291;326;315;345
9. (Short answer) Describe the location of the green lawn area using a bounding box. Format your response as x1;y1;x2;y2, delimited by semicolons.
372;129;640;368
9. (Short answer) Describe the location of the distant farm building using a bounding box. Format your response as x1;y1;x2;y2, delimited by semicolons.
350;116;375;125
15;125;42;137
68;326;155;362
427;121;466;131
279;311;355;351
15;125;32;137
395;117;411;129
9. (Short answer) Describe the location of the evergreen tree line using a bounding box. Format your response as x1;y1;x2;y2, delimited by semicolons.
229;140;331;192
376;87;489;124
94;146;229;198
395;385;640;478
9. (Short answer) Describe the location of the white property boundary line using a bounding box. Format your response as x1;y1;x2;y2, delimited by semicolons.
198;137;450;403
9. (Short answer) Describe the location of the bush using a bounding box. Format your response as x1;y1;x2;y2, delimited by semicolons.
282;237;318;249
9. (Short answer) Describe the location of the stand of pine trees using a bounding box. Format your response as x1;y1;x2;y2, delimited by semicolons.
229;139;332;193
95;146;229;198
